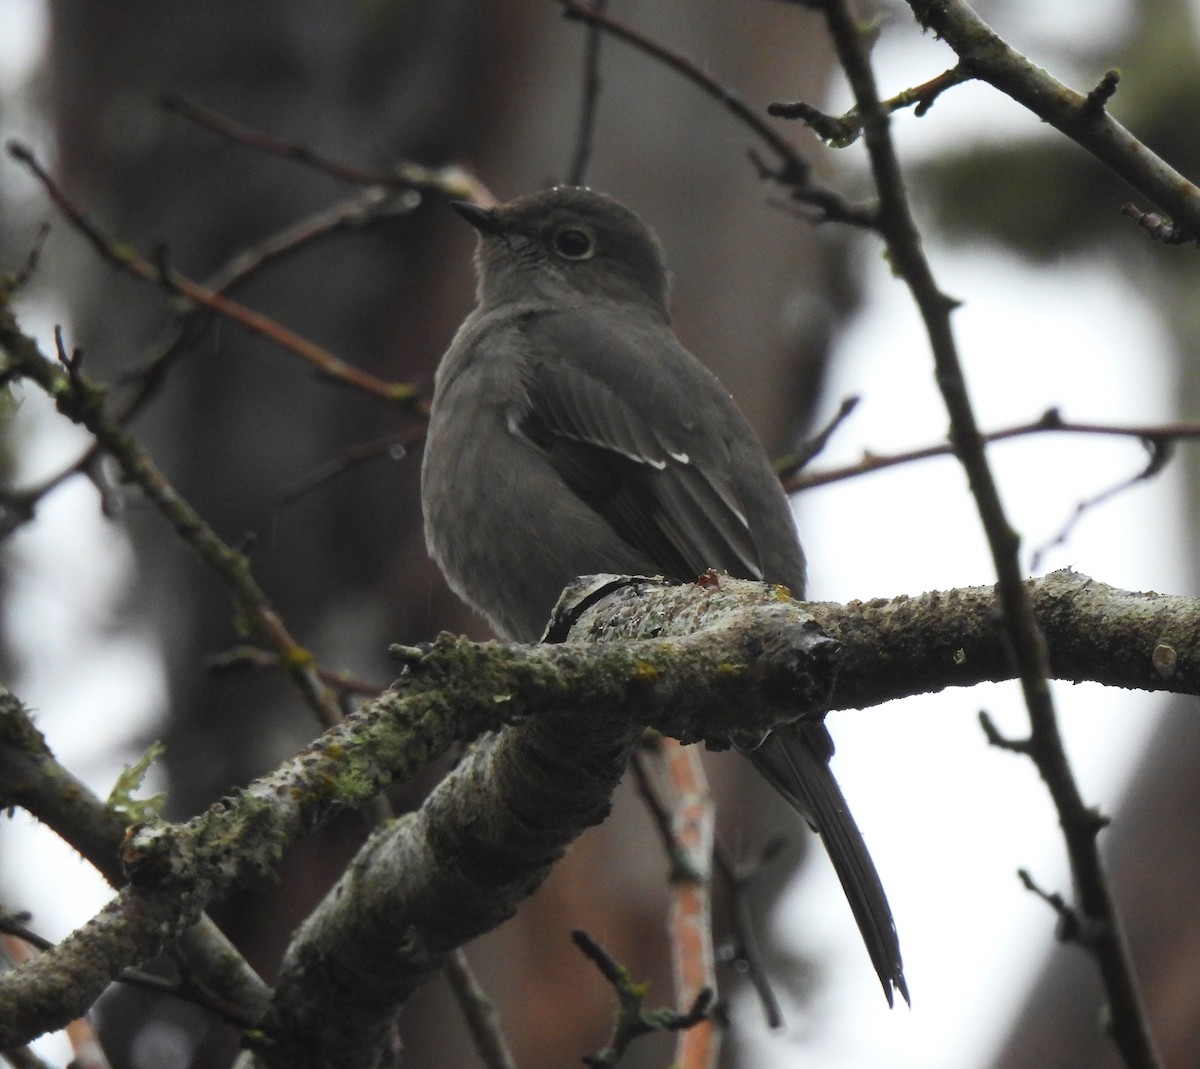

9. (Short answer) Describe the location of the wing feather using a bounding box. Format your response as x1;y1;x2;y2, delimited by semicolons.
513;306;783;582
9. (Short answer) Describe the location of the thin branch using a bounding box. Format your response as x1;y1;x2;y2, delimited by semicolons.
0;189;435;540
816;3;1161;1065
566;0;608;185
275;425;427;510
1030;438;1171;571
159;94;496;205
205;645;385;698
6;141;415;404
774;394;860;479
118;186;430;429
783;407;1198;491
1018;867;1090;945
978;709;1031;756
0;309;345;730
659;738;720;1069
907;0;1200;243
558;1;799;175
0;919;50;954
572;929;715;1069
1120;204;1196;246
443;951;516;1069
555;1;874;226
62;1016;114;1069
712;839;787;1029
769;62;973;146
6;222;51;293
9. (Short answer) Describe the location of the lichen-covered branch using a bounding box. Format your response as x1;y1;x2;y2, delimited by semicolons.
817;568;1200;709
1;571;1196;1054
0;578;836;1052
0;688;270;1027
240;577;836;1069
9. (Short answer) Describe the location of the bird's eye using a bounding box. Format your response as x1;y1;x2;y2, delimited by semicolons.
552;227;594;260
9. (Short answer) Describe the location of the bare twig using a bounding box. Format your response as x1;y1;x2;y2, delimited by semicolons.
978;709;1032;756
1030;438;1171;571
556;1;874;226
0;310;345;730
160;93;495;205
6;222;51;293
572;929;715;1069
558;1;800;176
443;950;516;1069
7;141;415;404
769;62;973;146
774;395;860;479
0;917;50;953
907;0;1200;244
205;645;385;698
817;2;1161;1065
276;425;427;510
0;190;430;539
566;0;608;185
1120;203;1195;246
784;407;1195;492
712;841;787;1029
1018;867;1094;946
118;187;429;426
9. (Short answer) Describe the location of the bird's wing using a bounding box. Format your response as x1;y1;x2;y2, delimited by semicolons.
509;305;911;1003
512;306;769;582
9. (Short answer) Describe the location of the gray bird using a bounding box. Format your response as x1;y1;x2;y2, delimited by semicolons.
421;185;907;1006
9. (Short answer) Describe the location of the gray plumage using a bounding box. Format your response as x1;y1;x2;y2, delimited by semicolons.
421;186;907;1006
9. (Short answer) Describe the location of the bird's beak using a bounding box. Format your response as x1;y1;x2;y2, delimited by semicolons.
452;201;504;235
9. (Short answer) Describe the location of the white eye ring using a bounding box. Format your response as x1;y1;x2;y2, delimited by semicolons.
552;227;594;259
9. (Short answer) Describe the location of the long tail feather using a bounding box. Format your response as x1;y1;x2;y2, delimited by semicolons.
745;724;908;1007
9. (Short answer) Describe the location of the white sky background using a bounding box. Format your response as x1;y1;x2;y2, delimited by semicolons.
746;4;1191;1068
0;1;1194;1067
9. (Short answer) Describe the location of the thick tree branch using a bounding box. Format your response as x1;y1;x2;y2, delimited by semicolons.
817;568;1199;708
1;570;1193;1054
0;688;271;1027
245;576;835;1069
0;578;835;1052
